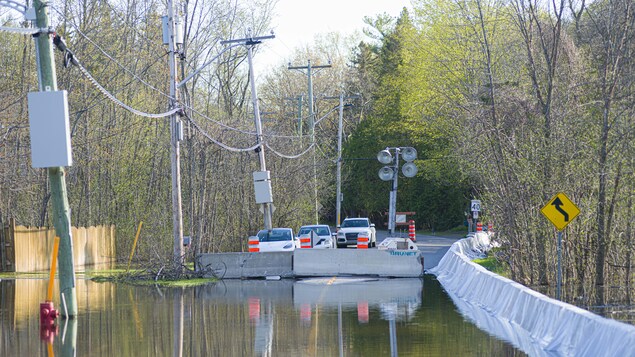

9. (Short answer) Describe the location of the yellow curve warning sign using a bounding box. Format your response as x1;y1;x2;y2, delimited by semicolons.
540;193;580;231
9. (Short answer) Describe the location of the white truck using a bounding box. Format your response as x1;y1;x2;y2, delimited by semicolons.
336;217;376;248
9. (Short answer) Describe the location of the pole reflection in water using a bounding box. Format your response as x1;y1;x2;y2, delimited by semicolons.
173;288;184;357
253;301;273;356
60;318;77;357
389;319;397;357
1;276;525;356
338;303;344;357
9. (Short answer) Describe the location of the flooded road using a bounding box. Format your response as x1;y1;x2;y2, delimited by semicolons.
1;275;524;356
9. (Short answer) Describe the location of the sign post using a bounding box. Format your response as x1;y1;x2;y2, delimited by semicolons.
540;192;580;300
471;200;481;233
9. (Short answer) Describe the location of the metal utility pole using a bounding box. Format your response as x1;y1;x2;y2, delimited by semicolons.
165;0;184;268
288;60;331;224
32;0;78;317
378;147;418;236
222;33;275;230
389;149;400;236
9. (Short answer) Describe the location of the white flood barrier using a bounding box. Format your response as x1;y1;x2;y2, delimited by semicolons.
430;233;635;356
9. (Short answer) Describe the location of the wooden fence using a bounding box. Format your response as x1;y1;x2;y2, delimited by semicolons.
0;218;115;272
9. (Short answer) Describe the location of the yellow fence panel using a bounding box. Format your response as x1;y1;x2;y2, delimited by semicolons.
11;225;115;272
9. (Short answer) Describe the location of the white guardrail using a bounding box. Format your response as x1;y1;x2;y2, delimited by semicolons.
430;232;635;356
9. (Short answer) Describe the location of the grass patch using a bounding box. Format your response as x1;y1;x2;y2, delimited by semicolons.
87;265;217;287
1;267;216;287
0;272;47;279
473;255;510;278
92;274;217;287
133;278;216;287
80;268;141;279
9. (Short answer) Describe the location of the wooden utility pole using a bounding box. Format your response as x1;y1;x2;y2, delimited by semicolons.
33;0;77;317
284;95;303;136
324;94;359;228
222;33;275;230
288;60;331;224
165;0;184;269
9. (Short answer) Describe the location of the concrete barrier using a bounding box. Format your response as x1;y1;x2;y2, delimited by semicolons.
197;251;294;279
196;248;423;279
293;249;423;278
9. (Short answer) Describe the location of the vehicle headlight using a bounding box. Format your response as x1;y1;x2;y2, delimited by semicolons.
337;232;344;237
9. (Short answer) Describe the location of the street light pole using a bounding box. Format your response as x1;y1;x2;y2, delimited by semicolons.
389;149;400;236
378;147;417;237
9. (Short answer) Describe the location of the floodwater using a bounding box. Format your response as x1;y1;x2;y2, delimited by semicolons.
0;275;525;356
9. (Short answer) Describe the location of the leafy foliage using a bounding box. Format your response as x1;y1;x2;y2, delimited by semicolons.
343;8;470;230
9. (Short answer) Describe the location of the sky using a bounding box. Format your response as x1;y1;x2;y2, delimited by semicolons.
254;0;411;75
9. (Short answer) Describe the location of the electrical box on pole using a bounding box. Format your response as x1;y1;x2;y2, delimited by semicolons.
27;91;73;167
162;16;184;45
253;171;273;204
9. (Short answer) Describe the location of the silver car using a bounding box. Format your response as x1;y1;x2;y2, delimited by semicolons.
297;225;335;248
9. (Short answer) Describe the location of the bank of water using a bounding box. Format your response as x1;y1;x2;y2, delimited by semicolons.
0;275;524;356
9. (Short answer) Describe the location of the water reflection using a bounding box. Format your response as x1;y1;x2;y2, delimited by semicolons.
0;276;524;356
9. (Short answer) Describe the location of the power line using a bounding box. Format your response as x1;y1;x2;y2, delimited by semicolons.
11;6;315;154
50;5;173;101
184;104;305;139
186;114;261;153
265;142;314;159
186;112;315;158
73;55;181;119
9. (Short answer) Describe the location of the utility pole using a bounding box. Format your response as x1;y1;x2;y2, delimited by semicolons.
33;0;78;317
336;95;344;229
164;0;184;269
284;95;303;136
288;60;331;224
222;33;275;230
324;94;359;229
